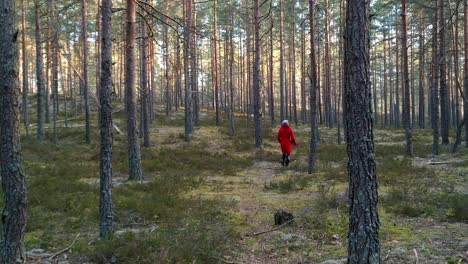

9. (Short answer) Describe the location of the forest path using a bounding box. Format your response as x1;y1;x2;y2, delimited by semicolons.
185;124;316;263
235;159;312;264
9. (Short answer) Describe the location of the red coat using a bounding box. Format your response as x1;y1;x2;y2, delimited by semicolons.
277;124;297;154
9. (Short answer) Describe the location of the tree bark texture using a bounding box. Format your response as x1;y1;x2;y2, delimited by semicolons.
308;0;318;174
0;0;27;262
99;0;114;239
344;0;380;262
279;0;285;122
21;0;29;137
125;0;143;180
254;0;262;148
464;0;468;146
432;0;440;155
82;0;91;144
402;0;413;156
35;2;45;141
439;0;449;145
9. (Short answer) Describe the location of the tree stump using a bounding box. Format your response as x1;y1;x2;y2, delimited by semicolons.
274;210;294;225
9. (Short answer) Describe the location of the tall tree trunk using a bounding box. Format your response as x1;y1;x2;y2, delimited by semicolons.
402;0;413;156
229;13;236;135
383;32;388;127
140;4;150;147
191;1;199;127
175;36;181;111
35;1;45;141
125;0;144;180
269;15;275;126
324;0;332;128
419;11;425;129
432;0;440;155
52;10;59;145
21;0;29;137
82;0;91;144
337;0;344;143
300;1;306;125
183;0;193;141
63;52;69;128
372;53;378;126
211;0;221;126
99;0;114;239
440;0;450;144
164;9;171;116
410;25;416;129
465;0;468;147
279;0;285;122
253;0;262;148
96;0;102;122
308;0;318;173
291;7;298;127
0;0;27;261
449;0;461;130
344;0;380;262
45;0;51;124
395;15;400;128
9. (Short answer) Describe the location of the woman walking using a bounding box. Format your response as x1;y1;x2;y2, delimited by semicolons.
277;120;298;166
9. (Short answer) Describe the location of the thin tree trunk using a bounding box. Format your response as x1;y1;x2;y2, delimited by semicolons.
324;0;332;128
99;0;113;239
419;11;425;129
126;0;144;180
63;51;69;128
21;0;29;137
449;0;461;129
465;0;468;147
270;14;275;125
308;0;318;173
402;0;413;156
395;15;401;128
52;10;59;145
384;32;388;127
337;0;344;143
279;0;285;122
440;0;450;144
344;0;380;262
191;2;199;128
96;0;102;123
229;13;236;135
254;0;262;148
35;1;45;141
291;9;298;127
82;0;91;144
432;0;440;155
300;1;306;125
183;0;193;142
140;4;150;147
0;0;27;261
45;0;51;124
410;25;416;129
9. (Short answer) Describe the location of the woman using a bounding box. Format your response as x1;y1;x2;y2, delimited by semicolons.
277;120;298;166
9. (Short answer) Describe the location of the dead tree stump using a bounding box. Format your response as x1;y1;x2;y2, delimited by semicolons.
274;210;294;225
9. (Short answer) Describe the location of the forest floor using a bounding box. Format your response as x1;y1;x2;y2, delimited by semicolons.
10;103;468;263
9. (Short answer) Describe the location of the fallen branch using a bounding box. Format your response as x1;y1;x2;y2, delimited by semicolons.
49;233;80;260
247;218;294;236
28;115;83;128
427;161;451;165
112;123;125;135
413;248;419;264
456;252;468;263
